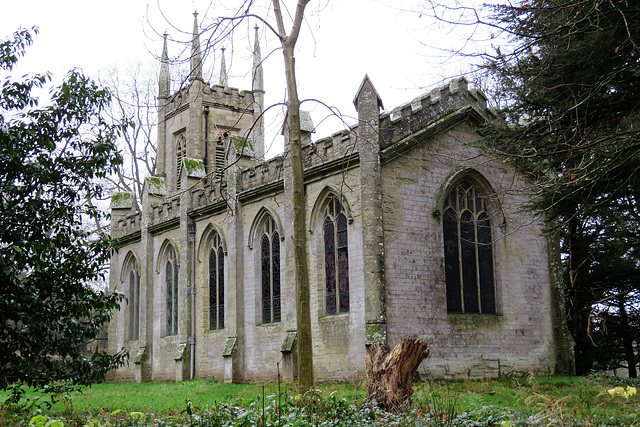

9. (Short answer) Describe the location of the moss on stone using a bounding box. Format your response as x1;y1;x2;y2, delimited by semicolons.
111;192;134;209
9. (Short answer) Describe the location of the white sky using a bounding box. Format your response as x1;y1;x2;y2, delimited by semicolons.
1;0;493;157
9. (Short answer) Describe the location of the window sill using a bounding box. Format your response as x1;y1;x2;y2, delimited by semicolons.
204;328;225;335
256;322;282;328
446;312;503;328
319;313;349;324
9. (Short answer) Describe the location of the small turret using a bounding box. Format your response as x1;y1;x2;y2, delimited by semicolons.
219;48;228;89
252;26;265;159
190;11;202;81
159;32;170;99
252;26;263;93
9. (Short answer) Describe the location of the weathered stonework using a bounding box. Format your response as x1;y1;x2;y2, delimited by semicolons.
106;21;573;383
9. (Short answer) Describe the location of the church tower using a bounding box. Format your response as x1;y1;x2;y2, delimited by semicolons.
155;13;265;194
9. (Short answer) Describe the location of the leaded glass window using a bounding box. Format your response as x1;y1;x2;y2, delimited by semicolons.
324;197;349;315
209;234;224;330
165;246;179;335
261;218;281;324
127;258;140;341
443;180;496;314
176;134;186;190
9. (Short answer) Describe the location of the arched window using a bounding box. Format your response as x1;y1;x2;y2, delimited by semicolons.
176;134;186;190
209;233;224;330
324;197;349;315
442;180;496;314
261;218;281;324
127;258;140;341
165;246;179;335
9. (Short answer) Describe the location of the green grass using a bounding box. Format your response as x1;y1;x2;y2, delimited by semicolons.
4;376;640;426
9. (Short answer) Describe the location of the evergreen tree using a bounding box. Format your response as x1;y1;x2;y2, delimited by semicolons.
0;28;127;397
482;0;640;374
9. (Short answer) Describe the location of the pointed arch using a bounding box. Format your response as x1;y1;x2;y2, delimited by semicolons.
321;196;350;316
257;214;281;324
434;168;504;222
197;223;228;262
156;239;180;336
207;231;225;330
119;250;139;283
155;238;179;273
120;251;140;341
247;206;284;249
309;186;354;234
439;171;498;314
196;224;227;331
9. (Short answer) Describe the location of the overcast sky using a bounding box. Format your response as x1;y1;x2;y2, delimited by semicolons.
1;0;493;156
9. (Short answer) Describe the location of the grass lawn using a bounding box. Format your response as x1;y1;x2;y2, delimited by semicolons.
3;375;640;425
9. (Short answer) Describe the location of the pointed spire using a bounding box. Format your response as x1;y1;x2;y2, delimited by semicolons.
159;32;170;98
251;25;265;159
190;11;202;80
252;26;263;93
219;48;228;89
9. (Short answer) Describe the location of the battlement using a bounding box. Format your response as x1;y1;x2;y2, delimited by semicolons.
379;78;494;149
191;180;227;212
113;212;141;239
149;195;181;229
161;82;256;119
202;84;255;111
239;154;285;194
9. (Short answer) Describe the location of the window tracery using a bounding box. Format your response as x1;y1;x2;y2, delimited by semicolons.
323;197;349;315
127;257;140;341
165;246;179;335
209;233;224;330
442;180;496;314
261;218;281;324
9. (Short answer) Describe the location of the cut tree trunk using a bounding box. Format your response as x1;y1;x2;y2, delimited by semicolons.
365;338;430;409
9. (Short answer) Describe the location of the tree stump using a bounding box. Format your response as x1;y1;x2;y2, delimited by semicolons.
365;338;430;409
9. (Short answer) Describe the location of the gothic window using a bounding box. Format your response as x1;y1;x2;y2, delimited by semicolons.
324;197;349;315
176;134;187;190
127;258;140;341
209;233;224;330
442;180;496;314
165;246;179;335
261;218;281;324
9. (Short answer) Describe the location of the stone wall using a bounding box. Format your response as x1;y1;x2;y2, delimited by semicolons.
382;123;557;378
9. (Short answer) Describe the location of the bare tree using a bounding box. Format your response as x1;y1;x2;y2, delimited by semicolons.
100;62;158;202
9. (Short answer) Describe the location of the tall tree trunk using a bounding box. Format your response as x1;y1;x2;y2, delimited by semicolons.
567;217;595;375
272;0;313;394
618;296;637;378
365;338;430;409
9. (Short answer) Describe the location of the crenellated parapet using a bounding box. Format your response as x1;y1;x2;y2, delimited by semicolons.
149;195;181;230
202;84;255;112
379;77;495;149
191;181;227;212
113;212;142;239
161;86;190;118
161;83;256;120
301;129;358;173
238;154;285;195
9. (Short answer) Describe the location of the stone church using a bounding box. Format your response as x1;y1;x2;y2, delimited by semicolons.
106;15;572;383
